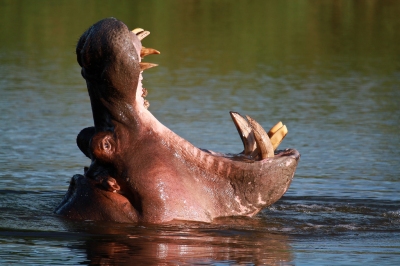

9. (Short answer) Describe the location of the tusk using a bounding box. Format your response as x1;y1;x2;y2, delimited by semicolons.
230;112;257;156
270;125;288;151
137;30;150;41
131;28;150;40
132;28;144;34
141;47;160;58
246;115;274;159
268;121;283;138
139;62;158;71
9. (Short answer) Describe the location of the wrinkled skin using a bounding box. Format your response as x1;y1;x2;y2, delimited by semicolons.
55;18;300;223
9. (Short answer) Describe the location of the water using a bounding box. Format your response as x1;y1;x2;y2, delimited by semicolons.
1;0;399;264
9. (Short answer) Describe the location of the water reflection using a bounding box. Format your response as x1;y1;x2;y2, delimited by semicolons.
68;219;293;265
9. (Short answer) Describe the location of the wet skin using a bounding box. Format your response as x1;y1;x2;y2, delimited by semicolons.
55;18;300;223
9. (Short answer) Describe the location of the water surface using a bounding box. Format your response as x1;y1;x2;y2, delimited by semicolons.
0;0;399;265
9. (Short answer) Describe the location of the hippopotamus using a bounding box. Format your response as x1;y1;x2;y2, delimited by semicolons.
55;18;300;223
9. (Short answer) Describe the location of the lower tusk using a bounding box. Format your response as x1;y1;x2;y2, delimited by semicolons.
246;115;275;159
230;112;257;156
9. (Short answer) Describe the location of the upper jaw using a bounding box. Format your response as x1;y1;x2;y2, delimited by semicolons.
130;28;160;110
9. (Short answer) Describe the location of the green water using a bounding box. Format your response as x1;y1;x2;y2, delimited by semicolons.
0;0;399;265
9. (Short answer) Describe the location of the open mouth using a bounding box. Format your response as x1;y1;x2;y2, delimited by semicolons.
132;28;298;164
56;18;300;223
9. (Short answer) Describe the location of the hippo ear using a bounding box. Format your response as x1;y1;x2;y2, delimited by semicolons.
77;127;96;159
91;132;116;163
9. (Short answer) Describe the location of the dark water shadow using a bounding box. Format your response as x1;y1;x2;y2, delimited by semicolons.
61;217;293;265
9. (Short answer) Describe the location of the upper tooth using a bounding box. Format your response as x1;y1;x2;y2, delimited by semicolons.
132;28;144;34
139;62;158;71
230;112;257;156
137;30;150;41
131;28;150;40
142;88;148;97
144;100;150;109
246;115;274;159
141;47;161;59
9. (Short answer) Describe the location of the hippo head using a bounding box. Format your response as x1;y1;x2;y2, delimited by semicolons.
55;18;300;223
